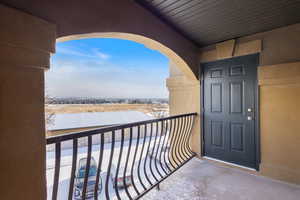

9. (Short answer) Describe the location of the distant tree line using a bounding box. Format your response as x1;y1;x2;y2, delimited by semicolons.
47;97;169;105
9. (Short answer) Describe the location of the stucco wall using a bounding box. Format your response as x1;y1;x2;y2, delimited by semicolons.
0;66;46;199
258;62;300;184
200;23;300;66
169;23;300;185
0;5;56;200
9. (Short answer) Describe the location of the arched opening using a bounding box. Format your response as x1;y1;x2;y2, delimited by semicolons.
46;32;199;133
45;33;198;199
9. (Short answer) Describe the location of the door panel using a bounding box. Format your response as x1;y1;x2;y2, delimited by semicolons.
230;122;244;152
202;54;259;169
211;121;223;148
229;82;243;113
211;83;222;112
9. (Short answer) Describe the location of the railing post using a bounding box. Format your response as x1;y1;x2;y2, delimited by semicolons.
156;184;160;191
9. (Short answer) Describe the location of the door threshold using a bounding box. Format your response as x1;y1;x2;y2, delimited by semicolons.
203;156;256;171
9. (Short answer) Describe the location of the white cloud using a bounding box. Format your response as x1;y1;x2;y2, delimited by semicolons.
47;42;168;98
93;49;110;60
57;46;111;60
56;46;93;58
46;58;168;98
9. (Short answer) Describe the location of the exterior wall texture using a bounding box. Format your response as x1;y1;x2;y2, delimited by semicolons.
199;23;300;66
258;62;300;184
0;5;56;200
169;23;300;185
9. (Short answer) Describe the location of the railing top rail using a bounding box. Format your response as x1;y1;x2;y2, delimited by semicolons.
46;112;197;144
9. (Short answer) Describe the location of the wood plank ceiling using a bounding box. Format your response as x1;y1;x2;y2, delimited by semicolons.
137;0;300;46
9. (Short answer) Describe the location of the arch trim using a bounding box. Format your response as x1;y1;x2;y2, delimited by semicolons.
57;32;197;81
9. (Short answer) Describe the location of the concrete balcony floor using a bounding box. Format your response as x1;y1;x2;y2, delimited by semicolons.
143;158;300;200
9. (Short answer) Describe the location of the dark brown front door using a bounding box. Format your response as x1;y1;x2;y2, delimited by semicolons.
202;54;259;169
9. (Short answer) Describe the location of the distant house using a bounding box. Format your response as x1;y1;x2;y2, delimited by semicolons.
47;111;154;136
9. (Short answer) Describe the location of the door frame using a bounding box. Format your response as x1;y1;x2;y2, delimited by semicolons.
199;53;261;170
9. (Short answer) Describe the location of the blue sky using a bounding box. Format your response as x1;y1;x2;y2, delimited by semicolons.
46;38;169;98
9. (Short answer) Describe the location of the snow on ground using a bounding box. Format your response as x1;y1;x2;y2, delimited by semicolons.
47;136;167;200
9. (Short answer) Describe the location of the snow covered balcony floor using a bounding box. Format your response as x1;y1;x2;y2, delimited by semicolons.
143;158;300;200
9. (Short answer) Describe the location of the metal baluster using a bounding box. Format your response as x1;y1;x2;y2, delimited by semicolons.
82;136;92;200
156;120;168;175
167;118;178;169
183;115;193;156
130;127;140;196
114;129;125;200
186;115;196;155
174;117;185;163
123;128;133;199
172;118;183;166
94;134;104;200
144;123;154;186
68;139;78;200
179;116;189;160
105;131;115;200
137;125;147;190
153;121;163;179
179;116;189;161
52;142;61;200
160;119;171;173
181;116;191;157
149;122;159;182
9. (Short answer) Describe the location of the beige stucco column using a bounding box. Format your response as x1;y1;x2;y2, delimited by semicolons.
258;62;300;185
0;5;56;200
167;62;201;156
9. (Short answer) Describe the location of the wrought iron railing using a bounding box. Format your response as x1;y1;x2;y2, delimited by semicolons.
46;113;197;200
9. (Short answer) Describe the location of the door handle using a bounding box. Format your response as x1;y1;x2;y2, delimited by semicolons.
247;116;253;121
